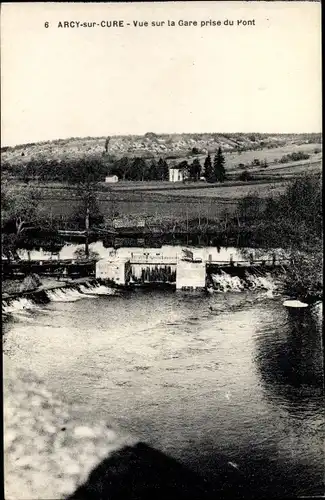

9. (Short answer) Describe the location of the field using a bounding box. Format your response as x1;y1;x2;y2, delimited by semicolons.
152;182;288;199
248;158;322;176
37;194;239;224
2;132;321;227
28;178;289;225
217;143;321;170
171;142;322;172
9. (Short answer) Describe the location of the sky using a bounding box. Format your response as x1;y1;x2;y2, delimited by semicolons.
1;1;322;146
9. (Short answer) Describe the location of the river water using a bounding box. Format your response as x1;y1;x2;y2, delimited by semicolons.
3;246;324;498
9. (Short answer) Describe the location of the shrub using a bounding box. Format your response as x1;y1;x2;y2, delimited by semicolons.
238;170;253;181
73;248;100;261
278;249;323;303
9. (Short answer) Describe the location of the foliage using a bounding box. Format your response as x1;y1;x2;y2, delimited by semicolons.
130;157;148;181
237;192;263;222
1;184;50;260
189;158;201;181
73;247;100;261
238;170;253;181
214;147;226;182
1;184;48;235
70;194;104;229
251;158;260;166
65;157;106;187
203;154;214;183
157;158;169;181
177;160;190;182
104;136;110;153
278;250;323;303
236;174;323;301
279;151;310;163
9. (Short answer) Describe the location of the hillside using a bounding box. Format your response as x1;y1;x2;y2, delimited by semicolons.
1;133;322;167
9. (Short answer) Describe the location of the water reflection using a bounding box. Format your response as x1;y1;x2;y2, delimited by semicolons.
3;289;324;498
254;304;324;407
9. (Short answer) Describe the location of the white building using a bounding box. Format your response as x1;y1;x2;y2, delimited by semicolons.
169;167;184;182
105;175;118;183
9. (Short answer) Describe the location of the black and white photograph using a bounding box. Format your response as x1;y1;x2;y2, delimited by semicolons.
1;1;323;499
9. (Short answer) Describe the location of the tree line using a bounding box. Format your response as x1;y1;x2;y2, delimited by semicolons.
1;147;227;184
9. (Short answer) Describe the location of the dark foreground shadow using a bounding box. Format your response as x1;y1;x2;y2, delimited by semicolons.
66;441;324;500
66;442;215;500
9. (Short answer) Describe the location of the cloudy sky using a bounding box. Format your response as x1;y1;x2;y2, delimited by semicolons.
1;1;321;146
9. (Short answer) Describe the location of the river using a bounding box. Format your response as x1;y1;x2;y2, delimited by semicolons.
3;245;324;498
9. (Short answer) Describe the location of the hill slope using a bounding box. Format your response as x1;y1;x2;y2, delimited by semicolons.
1;133;322;166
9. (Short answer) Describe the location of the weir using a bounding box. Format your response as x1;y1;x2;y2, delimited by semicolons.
2;250;288;297
2;278;117;314
94;250;288;291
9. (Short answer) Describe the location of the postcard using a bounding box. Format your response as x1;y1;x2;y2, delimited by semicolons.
2;2;323;499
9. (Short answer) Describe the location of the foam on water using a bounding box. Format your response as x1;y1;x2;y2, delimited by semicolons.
210;270;276;294
80;284;116;296
2;297;38;315
2;281;116;314
47;288;82;302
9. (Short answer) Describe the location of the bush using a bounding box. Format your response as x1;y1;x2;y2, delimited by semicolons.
73;248;99;261
278;249;323;303
238;170;253;181
237;192;263;221
280;151;310;163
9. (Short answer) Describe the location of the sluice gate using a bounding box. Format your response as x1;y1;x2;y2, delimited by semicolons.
2;252;289;293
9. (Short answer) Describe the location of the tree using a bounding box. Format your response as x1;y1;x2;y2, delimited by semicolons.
204;154;214;183
177;161;189;183
148;159;159;180
189;158;201;181
112;156;130;180
214;147;226;182
1;184;48;261
104;136;110;153
66;158;105;257
129;157;147;181
278;250;323;303
238;170;253;181
277;173;322;243
237;192;262;223
157;158;169;181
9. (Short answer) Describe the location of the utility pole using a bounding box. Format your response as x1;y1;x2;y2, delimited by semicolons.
85;206;90;259
186;205;189;245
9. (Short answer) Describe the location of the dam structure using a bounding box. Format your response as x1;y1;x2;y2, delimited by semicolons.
2;247;288;300
95;248;287;292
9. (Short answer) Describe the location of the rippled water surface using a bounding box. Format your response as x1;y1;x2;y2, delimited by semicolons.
3;286;324;498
